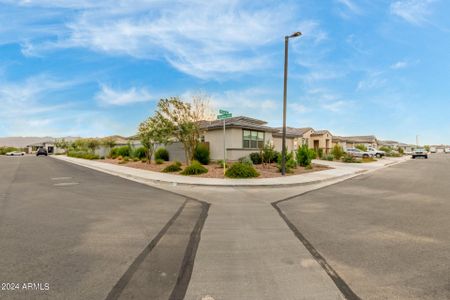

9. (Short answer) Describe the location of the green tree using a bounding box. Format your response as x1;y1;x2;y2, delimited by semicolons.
102;137;116;156
86;138;100;153
296;144;316;167
156;97;199;164
355;144;367;152
138;115;172;163
424;145;430;152
331;144;344;160
54;138;70;153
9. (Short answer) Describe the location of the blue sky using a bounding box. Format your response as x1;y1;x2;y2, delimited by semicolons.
0;0;449;145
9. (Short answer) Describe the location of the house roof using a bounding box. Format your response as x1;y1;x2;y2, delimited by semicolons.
333;135;377;143
310;130;332;137
272;127;313;138
199;116;279;132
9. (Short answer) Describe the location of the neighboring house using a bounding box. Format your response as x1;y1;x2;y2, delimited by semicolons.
199;116;279;161
333;135;379;150
272;127;313;153
309;130;333;154
27;141;59;154
379;140;415;152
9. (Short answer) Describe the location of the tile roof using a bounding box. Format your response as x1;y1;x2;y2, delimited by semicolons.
272;127;313;138
310;130;332;136
199;116;278;132
333;135;378;143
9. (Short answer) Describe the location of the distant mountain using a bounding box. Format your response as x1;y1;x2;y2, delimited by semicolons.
0;137;80;148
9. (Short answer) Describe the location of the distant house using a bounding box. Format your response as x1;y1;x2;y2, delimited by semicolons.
199;116;279;161
333;135;379;149
309;130;333;154
27;141;57;154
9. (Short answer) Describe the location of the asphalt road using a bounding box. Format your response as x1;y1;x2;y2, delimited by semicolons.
0;156;207;300
277;153;450;299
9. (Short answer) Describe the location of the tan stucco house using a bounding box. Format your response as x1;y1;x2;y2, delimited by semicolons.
332;135;379;149
199;116;279;161
272;127;313;153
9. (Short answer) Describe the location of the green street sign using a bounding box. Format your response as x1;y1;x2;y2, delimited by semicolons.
219;109;229;114
217;113;232;120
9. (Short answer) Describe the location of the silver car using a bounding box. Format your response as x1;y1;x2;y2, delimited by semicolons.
5;151;26;156
345;148;371;158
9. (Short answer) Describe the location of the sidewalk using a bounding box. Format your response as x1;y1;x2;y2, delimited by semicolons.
51;155;409;187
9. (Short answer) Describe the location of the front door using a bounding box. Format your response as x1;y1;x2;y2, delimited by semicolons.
314;140;319;152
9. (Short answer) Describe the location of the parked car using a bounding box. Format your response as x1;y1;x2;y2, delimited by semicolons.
367;147;385;158
5;151;26;156
36;148;48;156
412;148;428;159
445;148;450;153
429;147;436;153
345;148;371;158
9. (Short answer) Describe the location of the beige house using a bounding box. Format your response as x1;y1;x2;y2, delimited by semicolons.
309;130;333;154
272;127;313;153
199;116;279;161
332;135;379;150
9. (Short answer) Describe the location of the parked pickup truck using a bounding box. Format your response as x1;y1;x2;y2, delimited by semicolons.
367;147;385;158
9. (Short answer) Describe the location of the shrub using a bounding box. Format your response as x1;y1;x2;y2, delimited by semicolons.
331;145;344;160
379;146;392;153
362;157;377;163
193;144;210;165
155;147;170;161
162;161;182;172
155;158;164;164
317;148;324;159
296;145;316;167
132;157;140;162
355;144;368;152
118;160;128;164
67;150;99;160
123;157;130;162
216;160;229;168
342;154;359;163
141;158;148;163
397;147;404;155
110;145;131;158
238;156;253;165
181;160;208;175
277;157;297;173
261;143;277;164
249;152;262;164
225;162;259;178
0;147;19;155
133;146;147;159
305;164;313;170
324;154;334;161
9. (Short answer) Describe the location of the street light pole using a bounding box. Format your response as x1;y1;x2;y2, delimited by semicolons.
281;32;302;176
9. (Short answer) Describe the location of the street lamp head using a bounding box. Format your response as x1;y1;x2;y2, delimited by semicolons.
289;32;302;38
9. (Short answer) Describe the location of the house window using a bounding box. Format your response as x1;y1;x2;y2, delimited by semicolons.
200;135;205;142
243;130;264;149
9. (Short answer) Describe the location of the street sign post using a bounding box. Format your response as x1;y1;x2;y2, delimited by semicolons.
217;110;232;173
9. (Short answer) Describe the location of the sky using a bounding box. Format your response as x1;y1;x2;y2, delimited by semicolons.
0;0;449;145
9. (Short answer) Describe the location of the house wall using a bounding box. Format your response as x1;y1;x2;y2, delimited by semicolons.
272;136;295;153
204;128;273;161
309;132;332;153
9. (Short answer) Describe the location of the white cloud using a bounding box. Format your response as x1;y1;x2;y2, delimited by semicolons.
289;103;309;113
6;1;318;79
390;0;435;25
390;61;409;69
321;100;348;112
95;85;152;106
337;0;362;14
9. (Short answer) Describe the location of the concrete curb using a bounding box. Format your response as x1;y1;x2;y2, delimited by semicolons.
50;155;406;188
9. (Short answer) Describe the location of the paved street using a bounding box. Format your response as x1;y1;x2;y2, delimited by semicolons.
0;156;207;299
277;154;450;299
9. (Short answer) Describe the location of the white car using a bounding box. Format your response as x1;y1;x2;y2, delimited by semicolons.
5;151;26;156
367;147;385;158
345;148;371;158
445;148;450;153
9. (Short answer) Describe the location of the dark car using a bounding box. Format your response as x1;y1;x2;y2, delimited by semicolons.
36;148;48;156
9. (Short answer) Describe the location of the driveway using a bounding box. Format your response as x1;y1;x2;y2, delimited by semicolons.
276;154;450;299
0;156;207;299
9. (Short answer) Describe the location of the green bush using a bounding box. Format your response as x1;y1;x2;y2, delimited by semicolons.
261;143;277;163
355;144;368;152
249;152;262;164
155;158;164;164
216;160;229;168
379;146;392;153
331;145;344;160
0;147;19;155
132;157;139;162
296;145;316;167
238;156;253;165
225;162;259;178
181;160;208;175
324;154;334;161
133;147;147;159
67;150;99;160
317;148;324;159
305;164;313;170
342;154;360;163
141;158;148;163
277;157;297;173
193;144;210;165
110;145;131;158
162;161;182;172
155;147;169;161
